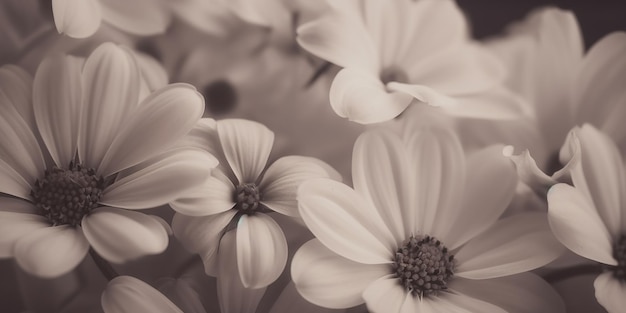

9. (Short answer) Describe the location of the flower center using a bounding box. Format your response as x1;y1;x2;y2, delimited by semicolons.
610;235;626;281
233;183;261;214
380;66;409;85
203;80;237;116
31;162;104;227
392;235;455;298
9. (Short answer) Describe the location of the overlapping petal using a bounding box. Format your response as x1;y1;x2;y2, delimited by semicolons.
52;0;102;38
594;272;626;313
102;276;183;313
362;276;408;313
0;208;49;258
170;168;235;216
100;0;171;36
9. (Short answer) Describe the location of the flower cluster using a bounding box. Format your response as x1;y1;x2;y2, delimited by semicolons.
0;0;625;312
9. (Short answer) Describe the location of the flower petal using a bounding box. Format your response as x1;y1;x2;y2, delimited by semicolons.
292;239;387;309
298;178;395;264
434;292;507;313
170;168;235;216
33;54;83;168
259;156;340;217
217;119;274;184
0;65;35;129
102;276;183;313
82;207;169;263
455;212;564;279
52;0;102;38
362;276;408;313
101;149;216;210
14;226;89;278
330;69;412;124
547;183;617;265
172;210;237;276
0;158;33;200
100;0;171;36
236;214;288;288
0;208;49;258
79;43;141;170
594;272;626;313
98;83;206;175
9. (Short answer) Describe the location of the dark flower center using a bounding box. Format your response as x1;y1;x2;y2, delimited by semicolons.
31;162;105;227
610;235;626;281
203;80;237;116
233;183;261;214
392;235;455;298
380;66;409;85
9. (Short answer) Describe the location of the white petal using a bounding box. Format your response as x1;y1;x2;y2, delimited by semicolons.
434;292;507;313
0;208;49;258
82;207;169;263
259;156;340;217
547;183;617;265
445;145;517;249
236;214;288;288
292;239;387;309
440;86;528;120
101;149;216;210
176;118;220;155
351;130;412;243
135;52;169;98
170;168;235;216
217;230;266;313
172;210;237;276
79;43;141;170
33;54;83;168
100;0;171;35
98;83;206;175
52;0;102;38
217;119;274;184
362;276;408;313
15;226;89;278
0;158;32;200
507;149;558;194
298;178;395;264
0;65;35;129
594;272;626;313
330;69;412;124
102;276;183;313
455;212;564;279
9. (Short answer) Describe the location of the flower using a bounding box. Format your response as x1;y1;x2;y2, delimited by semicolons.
296;0;525;124
172;118;340;289
292;127;564;312
0;42;217;278
102;276;183;313
547;124;626;313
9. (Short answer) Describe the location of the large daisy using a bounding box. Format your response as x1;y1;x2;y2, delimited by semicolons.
293;127;564;312
0;42;216;278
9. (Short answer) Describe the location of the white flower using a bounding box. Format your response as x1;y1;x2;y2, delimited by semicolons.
0;42;216;278
293;127;564;312
547;124;626;313
102;276;183;313
296;0;525;124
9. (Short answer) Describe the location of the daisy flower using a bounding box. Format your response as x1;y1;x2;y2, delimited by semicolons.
0;42;216;278
172;118;340;289
296;0;525;124
547;124;626;313
293;127;564;312
102;276;183;313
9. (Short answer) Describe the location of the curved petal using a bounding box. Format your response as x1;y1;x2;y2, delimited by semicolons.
434;292;507;313
362;276;408;313
100;0;171;36
217;119;274;184
0;158;33;200
259;156;339;217
351;130;412;243
33;54;83;168
157;278;206;313
0;209;49;258
442;86;529;120
101;149;216;210
52;0;102;38
330;69;412;124
102;276;183;313
547;183;617;265
292;239;387;309
450;273;565;313
455;212;564;279
176;118;220;156
171;210;237;276
14;226;89;278
79;43;141;170
236;214;288;288
82;207;169;263
594;272;626;313
170;168;235;216
507;149;558;194
298;178;395;264
99;83;206;175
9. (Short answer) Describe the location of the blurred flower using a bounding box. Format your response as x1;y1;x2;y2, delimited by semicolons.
547;124;626;313
0;42;216;278
102;276;183;313
172;118;340;289
296;0;525;124
293;127;564;312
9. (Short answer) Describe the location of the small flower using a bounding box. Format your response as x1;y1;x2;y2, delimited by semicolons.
292;128;564;312
0;42;216;278
547;124;626;313
172;118;340;289
102;276;183;313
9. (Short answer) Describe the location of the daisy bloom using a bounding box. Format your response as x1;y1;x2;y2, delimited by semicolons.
102;276;183;313
0;42;216;278
293;127;564;312
172;118;340;289
296;0;525;124
547;124;626;313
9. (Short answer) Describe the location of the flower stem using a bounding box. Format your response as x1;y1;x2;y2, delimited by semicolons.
89;248;119;281
542;264;603;284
